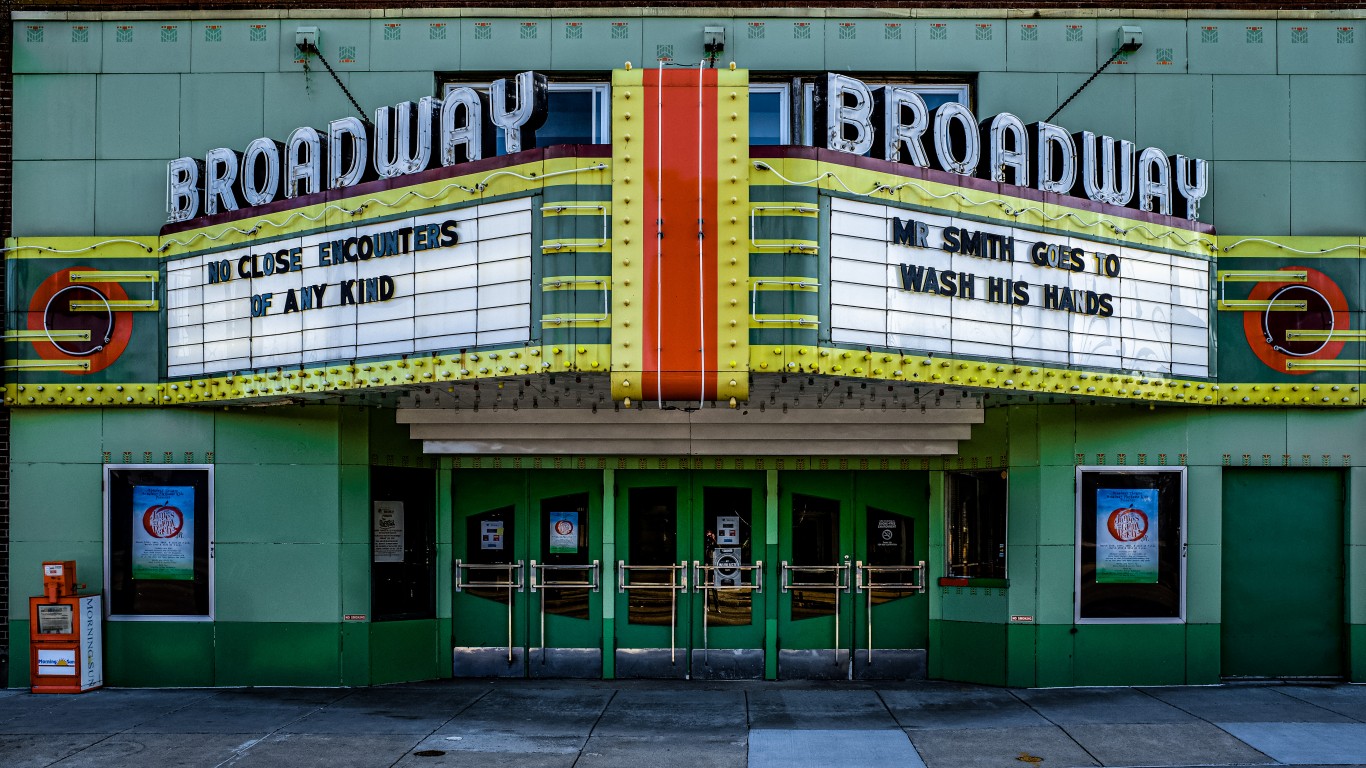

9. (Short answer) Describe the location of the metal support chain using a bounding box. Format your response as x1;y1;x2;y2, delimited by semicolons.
298;41;367;122
1046;46;1130;124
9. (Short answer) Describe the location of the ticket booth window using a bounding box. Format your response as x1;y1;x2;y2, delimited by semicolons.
104;466;213;619
371;466;436;621
1075;467;1186;623
945;471;1008;580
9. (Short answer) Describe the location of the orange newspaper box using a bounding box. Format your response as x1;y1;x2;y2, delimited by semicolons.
29;561;103;693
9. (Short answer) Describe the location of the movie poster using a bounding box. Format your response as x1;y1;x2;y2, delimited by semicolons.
131;485;195;580
373;501;405;563
1095;488;1159;583
548;511;578;554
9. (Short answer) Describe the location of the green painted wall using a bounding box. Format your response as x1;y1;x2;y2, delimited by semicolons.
11;13;1364;236
984;403;1365;687
7;406;445;688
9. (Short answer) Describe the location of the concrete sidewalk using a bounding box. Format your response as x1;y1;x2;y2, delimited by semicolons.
1;680;1365;767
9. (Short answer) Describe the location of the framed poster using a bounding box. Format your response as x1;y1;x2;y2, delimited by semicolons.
104;465;214;620
548;511;578;554
1075;467;1186;624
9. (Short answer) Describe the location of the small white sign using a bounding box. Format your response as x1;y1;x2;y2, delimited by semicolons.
36;648;77;676
373;501;405;563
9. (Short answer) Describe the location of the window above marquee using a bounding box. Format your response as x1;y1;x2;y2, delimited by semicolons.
749;79;971;146
440;79;611;151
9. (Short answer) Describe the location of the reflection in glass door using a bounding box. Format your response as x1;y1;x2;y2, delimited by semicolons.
453;470;528;677
529;491;602;677
691;480;765;679
778;472;855;680
615;481;691;678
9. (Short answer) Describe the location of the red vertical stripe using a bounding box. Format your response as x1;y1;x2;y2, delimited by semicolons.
641;69;719;402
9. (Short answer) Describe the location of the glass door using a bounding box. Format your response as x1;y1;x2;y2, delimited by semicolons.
777;472;854;679
852;473;929;679
452;470;528;677
528;473;604;678
613;471;692;678
689;472;766;679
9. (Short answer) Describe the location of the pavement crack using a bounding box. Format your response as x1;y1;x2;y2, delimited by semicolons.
569;687;617;768
1006;689;1106;768
387;685;494;768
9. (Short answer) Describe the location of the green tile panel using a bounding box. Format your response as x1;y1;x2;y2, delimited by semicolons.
370;619;444;684
12;160;96;237
14;74;97;160
368;19;461;73
179;73;266;157
13;21;104;74
97;74;182;160
214;463;341;544
461;19;553;71
9;462;105;544
915;20;1004;73
1290;162;1366;236
1005;20;1098;74
1290;76;1366;162
94;159;172;235
733;19;826;71
828;19;917;72
1188;19;1278;75
548;18;644;71
105;621;216;687
937;620;1008;686
1185;624;1221;684
101;20;191;74
1135;74;1213;160
1278;20;1366;76
213;543;342;623
976;72;1058;125
191;20;280;74
1073;624;1186;685
215;622;341;686
1034;544;1074;624
1212;75;1290;161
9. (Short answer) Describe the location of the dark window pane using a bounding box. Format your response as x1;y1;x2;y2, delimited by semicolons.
946;471;1008;579
627;487;677;627
789;493;840;621
750;91;784;145
372;467;436;620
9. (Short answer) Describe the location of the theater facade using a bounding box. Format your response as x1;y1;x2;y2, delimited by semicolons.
5;6;1365;687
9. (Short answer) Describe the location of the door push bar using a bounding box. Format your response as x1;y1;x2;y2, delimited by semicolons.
454;560;525;663
617;561;688;664
781;556;852;660
530;560;601;661
856;560;927;664
692;560;764;661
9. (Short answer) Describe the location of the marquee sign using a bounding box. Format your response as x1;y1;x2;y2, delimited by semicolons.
815;74;1210;221
829;197;1210;378
166;199;532;377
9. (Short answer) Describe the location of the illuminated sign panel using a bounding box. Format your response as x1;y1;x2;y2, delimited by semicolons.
829;197;1210;377
165;198;532;376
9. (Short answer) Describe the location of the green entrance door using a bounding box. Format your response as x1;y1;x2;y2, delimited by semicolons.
613;470;766;678
777;471;929;680
452;470;603;678
1221;469;1344;678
